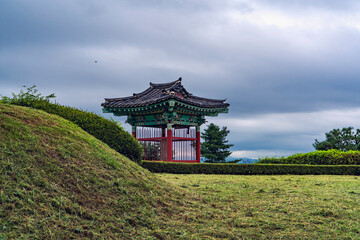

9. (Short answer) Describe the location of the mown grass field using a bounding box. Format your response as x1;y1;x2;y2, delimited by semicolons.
158;174;360;239
2;103;360;239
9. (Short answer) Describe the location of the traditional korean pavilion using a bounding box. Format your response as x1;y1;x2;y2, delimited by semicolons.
101;78;229;163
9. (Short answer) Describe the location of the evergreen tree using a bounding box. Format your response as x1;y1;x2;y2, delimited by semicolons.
313;127;360;151
201;123;233;163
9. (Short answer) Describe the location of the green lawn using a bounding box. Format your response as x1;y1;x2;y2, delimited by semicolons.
157;174;360;239
2;103;360;239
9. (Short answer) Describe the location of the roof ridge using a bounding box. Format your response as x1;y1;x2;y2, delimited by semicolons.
150;77;182;89
102;78;230;109
191;95;227;103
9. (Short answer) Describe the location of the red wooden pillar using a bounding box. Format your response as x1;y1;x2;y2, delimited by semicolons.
160;127;167;161
132;125;136;138
196;125;201;163
167;124;173;162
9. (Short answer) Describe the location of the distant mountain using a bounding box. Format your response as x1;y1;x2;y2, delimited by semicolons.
237;158;258;164
226;156;258;164
200;156;258;164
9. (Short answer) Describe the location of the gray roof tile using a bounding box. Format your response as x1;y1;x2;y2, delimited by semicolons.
101;78;229;109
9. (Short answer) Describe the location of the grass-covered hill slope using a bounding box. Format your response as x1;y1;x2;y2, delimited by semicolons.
0;104;187;239
0;86;142;163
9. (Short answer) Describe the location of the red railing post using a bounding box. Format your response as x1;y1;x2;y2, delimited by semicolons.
167;124;173;162
196;125;201;163
132;125;136;138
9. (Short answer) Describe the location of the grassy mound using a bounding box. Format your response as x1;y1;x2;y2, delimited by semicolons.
0;86;142;163
0;104;186;239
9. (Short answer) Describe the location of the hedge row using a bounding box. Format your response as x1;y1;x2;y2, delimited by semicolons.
141;161;360;175
1;97;142;163
258;150;360;165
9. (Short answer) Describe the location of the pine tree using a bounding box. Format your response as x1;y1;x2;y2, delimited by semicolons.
313;127;360;151
201;123;233;163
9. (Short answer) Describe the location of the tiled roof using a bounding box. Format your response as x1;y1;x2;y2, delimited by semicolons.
101;78;229;109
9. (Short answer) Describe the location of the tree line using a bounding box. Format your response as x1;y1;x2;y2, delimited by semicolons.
313;127;360;151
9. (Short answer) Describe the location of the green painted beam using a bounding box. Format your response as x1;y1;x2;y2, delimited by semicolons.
103;99;228;115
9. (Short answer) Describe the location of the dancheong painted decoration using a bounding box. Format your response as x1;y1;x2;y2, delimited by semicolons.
101;77;229;162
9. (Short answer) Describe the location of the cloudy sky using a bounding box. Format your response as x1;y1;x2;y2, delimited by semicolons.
2;0;360;159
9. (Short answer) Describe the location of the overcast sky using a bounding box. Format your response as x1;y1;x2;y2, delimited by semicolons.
2;0;360;159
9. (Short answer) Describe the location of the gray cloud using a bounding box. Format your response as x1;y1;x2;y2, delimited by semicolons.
255;0;360;11
1;0;360;157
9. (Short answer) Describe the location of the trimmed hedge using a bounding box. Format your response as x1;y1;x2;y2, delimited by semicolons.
258;150;360;165
141;161;360;175
1;97;142;163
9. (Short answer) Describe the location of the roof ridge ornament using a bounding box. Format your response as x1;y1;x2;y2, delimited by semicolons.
176;77;182;83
